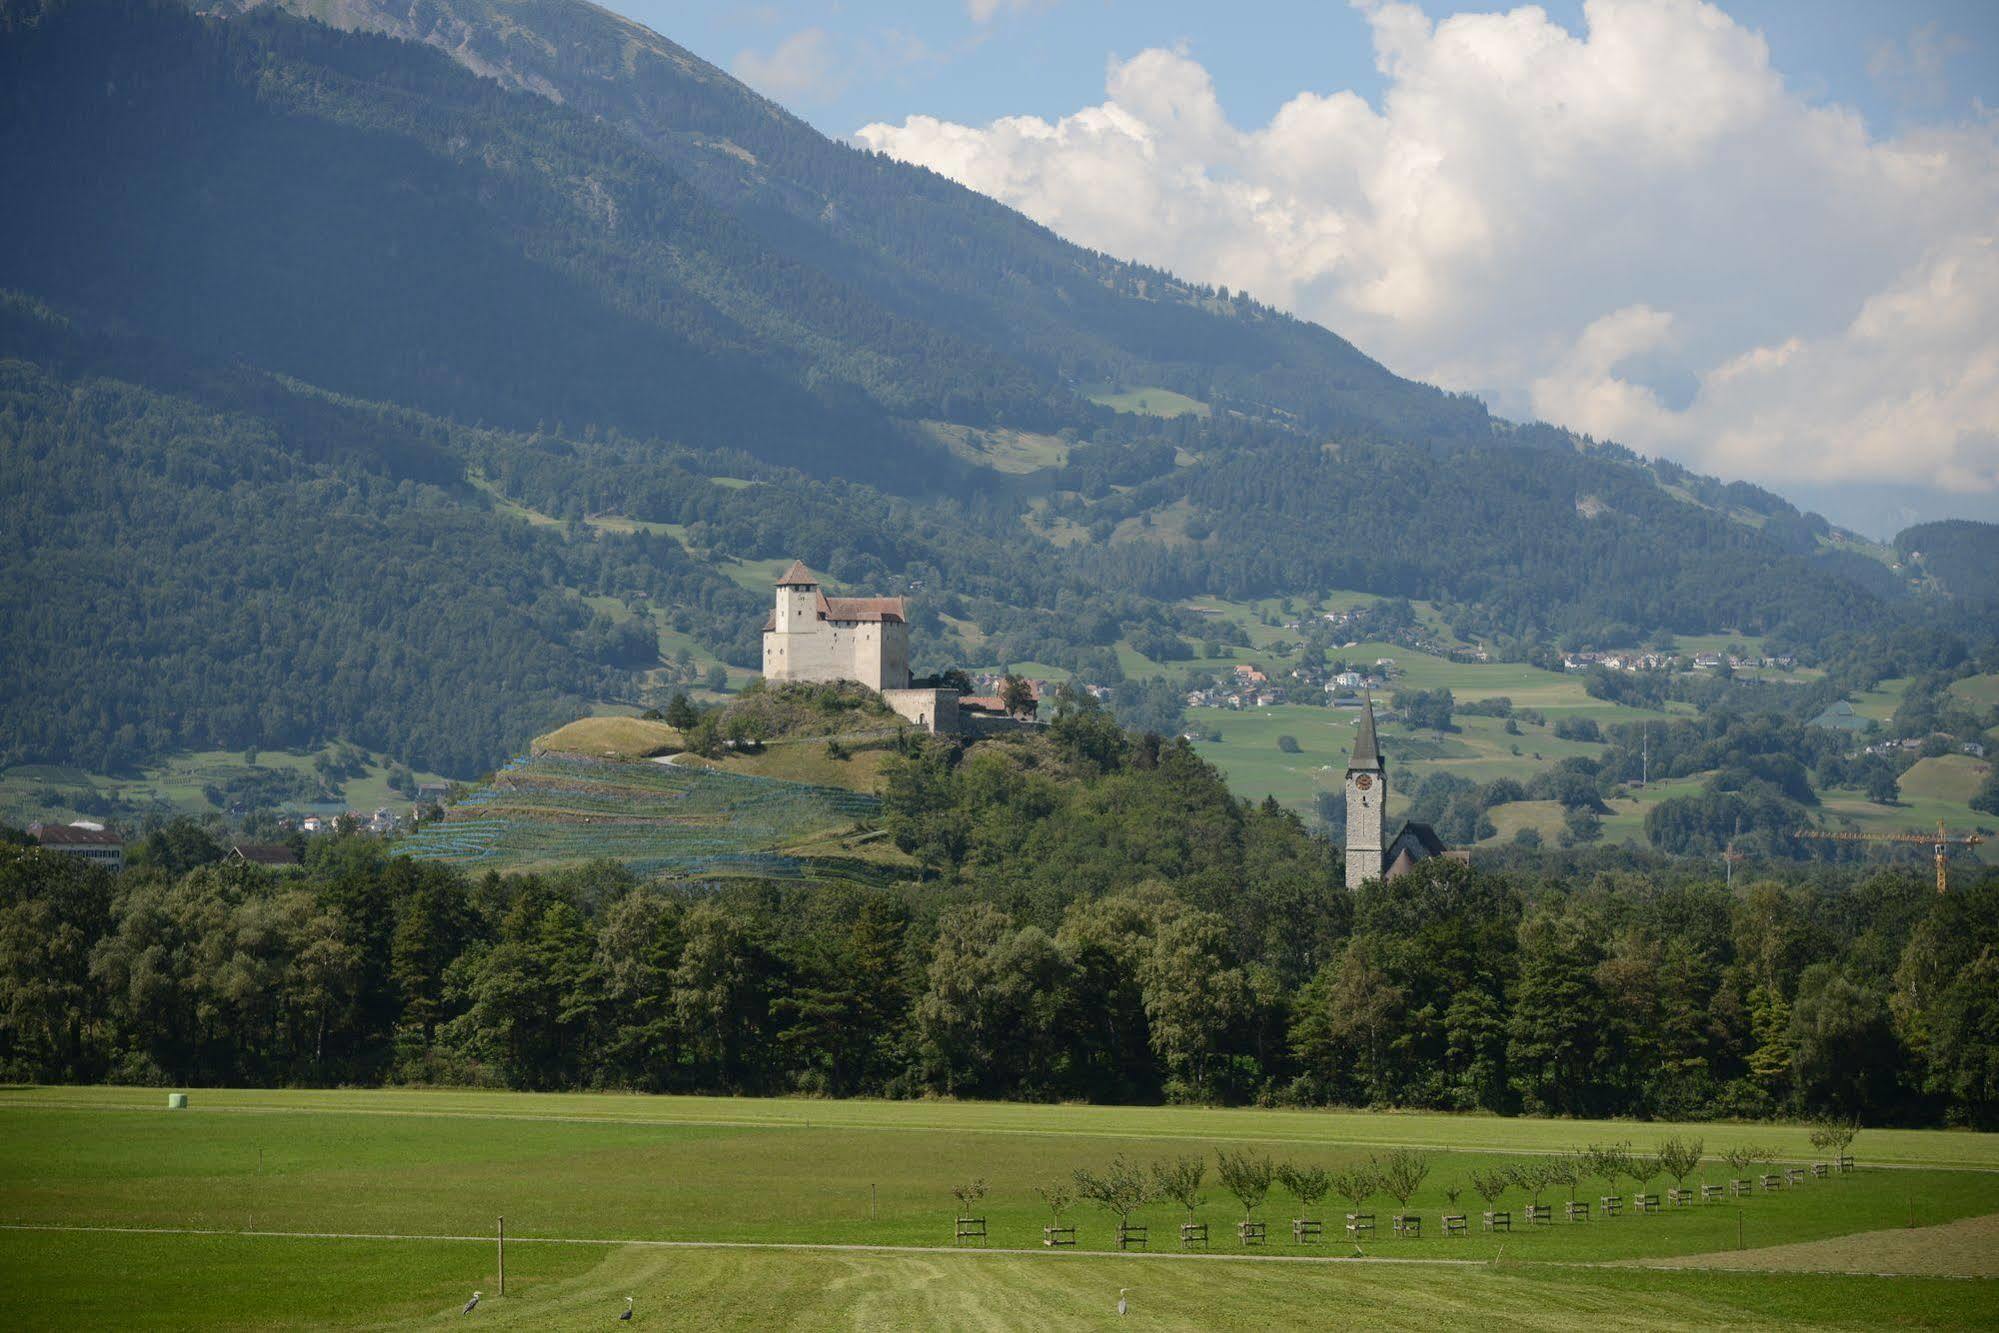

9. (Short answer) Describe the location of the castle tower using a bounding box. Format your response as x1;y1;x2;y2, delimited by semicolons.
773;560;818;634
1345;694;1387;889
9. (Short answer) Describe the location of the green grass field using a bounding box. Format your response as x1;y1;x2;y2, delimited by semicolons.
2;1088;1994;1329
1949;674;1999;711
922;421;1071;474
0;746;453;827
1083;384;1212;419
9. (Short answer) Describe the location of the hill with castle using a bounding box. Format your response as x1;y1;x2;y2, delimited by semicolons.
0;0;1994;859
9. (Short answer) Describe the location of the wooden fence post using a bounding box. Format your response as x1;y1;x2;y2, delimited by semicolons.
498;1216;506;1296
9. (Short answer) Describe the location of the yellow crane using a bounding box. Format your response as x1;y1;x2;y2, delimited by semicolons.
1794;820;1985;893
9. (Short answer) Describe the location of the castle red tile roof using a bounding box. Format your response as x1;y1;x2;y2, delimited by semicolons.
776;560;818;586
822;596;905;623
763;587;907;630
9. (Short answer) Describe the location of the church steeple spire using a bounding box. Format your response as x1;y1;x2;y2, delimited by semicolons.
1348;692;1383;773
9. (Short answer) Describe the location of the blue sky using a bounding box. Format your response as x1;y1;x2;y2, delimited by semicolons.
642;1;1997;144
621;3;1999;534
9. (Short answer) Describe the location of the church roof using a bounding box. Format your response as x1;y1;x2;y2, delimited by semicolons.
1386;821;1448;861
1348;694;1383;771
776;559;818;587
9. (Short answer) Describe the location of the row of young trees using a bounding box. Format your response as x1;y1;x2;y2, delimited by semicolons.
972;1125;1860;1244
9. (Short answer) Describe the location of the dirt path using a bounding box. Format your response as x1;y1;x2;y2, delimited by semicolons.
1618;1211;1999;1278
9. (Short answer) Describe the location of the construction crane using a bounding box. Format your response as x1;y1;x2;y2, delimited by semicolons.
1794;820;1985;894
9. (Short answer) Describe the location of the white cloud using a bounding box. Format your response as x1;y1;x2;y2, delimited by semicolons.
857;0;1999;496
734;28;846;105
1869;22;1973;110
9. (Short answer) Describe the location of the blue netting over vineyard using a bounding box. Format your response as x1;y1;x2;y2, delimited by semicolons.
394;754;886;882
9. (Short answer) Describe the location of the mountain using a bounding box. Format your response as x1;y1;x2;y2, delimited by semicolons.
202;0;1493;448
0;0;1978;784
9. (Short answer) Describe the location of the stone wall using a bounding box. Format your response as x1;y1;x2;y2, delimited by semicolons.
881;687;959;735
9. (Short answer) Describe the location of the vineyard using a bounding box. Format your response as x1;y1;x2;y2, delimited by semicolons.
395;753;891;883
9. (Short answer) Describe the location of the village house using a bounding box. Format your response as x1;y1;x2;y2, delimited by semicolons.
27;821;123;871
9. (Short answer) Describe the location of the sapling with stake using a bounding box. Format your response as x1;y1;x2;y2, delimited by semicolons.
1809;1115;1859;1166
1332;1162;1384;1216
1657;1136;1704;1190
1216;1148;1275;1221
1469;1166;1512;1213
1153;1155;1208;1222
1586;1141;1636;1201
1074;1155;1157;1236
1545;1152;1583;1202
1632;1150;1664;1202
951;1178;988;1217
1377;1149;1431;1217
1276;1161;1333;1219
1034;1179;1075;1229
1510;1158;1554;1207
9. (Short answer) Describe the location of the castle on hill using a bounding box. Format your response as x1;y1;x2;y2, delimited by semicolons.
759;562;981;736
761;560;911;691
1345;694;1467;889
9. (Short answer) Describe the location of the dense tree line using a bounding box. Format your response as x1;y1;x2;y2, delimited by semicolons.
5;713;1995;1127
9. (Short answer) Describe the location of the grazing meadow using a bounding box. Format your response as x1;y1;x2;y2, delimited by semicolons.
3;1087;1995;1329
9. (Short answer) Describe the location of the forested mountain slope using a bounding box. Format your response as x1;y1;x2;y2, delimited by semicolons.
0;0;1974;783
207;0;1490;446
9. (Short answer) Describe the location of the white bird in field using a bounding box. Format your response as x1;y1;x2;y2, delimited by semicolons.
1117;1287;1129;1317
620;1295;634;1321
462;1291;481;1315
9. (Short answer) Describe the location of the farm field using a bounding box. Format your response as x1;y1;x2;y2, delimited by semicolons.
0;745;453;828
532;717;683;761
394;753;885;882
1949;673;1999;711
1186;698;1647;821
1083;383;1212;419
2;1088;1994;1329
921;420;1071;473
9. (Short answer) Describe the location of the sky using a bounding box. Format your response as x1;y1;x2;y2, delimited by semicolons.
629;1;1999;537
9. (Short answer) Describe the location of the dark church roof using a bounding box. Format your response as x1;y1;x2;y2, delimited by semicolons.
1385;822;1448;863
1348;694;1383;771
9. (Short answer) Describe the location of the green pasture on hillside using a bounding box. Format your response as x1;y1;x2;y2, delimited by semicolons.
0;746;452;827
2;1088;1994;1329
1186;701;1646;819
1083;384;1211;419
1949;673;1999;711
394;754;883;882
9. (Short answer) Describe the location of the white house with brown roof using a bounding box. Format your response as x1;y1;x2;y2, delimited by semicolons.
761;561;911;692
28;821;124;871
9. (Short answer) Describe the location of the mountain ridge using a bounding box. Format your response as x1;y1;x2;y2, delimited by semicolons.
0;0;1988;785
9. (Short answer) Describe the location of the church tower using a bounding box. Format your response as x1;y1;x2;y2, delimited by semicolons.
1345;695;1387;889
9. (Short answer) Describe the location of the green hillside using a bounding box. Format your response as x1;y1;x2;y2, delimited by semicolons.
396;751;892;883
0;0;1991;814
